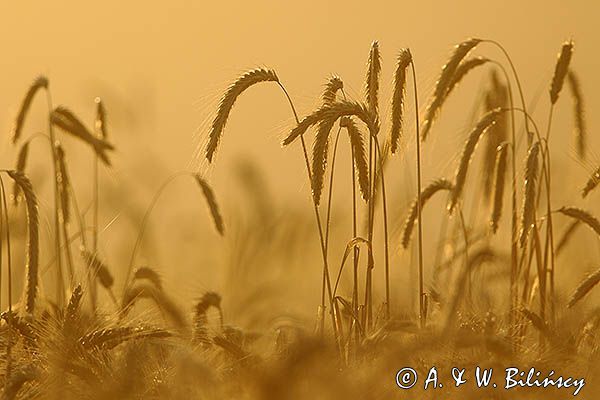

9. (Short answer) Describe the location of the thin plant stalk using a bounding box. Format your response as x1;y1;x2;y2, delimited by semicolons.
0;177;14;384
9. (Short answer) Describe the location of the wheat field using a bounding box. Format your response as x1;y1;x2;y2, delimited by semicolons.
1;5;600;399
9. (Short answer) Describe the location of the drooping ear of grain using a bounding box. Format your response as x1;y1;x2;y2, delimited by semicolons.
51;106;115;166
283;100;377;146
402;179;453;248
95;97;108;139
490;143;509;233
55;144;71;224
365;41;381;115
390;49;412;154
568;268;600;308
194;175;225;235
11;76;48;144
321;75;344;105
122;283;187;329
193;291;222;344
445;56;490;99
567;70;586;160
341;117;369;202
421;38;481;140
558;207;600;237
311;117;336;205
81;250;114;289
549;40;574;105
582;167;600;198
481;70;509;198
133;266;163;291
206;68;279;162
520;142;540;247
7;171;39;314
448;108;501;213
13;142;30;205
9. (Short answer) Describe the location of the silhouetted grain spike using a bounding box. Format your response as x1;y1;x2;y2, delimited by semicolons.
12;76;48;144
283;100;377;146
7;171;39;314
194;175;225;235
365;41;381;114
341;117;369;202
558;207;600;237
520;308;549;336
80;326;170;350
81;250;114;289
568;268;600;308
422;38;481;140
51;106;115;165
390;49;412;154
519;142;540;247
206;68;279;162
402;179;454;248
133;266;163;291
550;40;574;105
491;143;509;233
448;108;501;213
321;75;344;105
64;284;83;332
193;292;223;344
311;118;336;205
582;167;600;198
13;141;30;205
567;71;586;160
445;56;490;99
95;97;108;139
122;283;187;329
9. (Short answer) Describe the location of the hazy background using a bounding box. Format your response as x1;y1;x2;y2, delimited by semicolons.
0;1;598;318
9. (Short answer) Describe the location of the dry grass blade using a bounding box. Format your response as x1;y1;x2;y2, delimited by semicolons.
567;71;586;159
340;117;369;201
12;141;30;205
321;75;344;105
56;144;71;223
558;207;600;237
421;38;481;140
95;97;108;139
491;143;509;233
11;75;48;144
402;179;453;248
206;68;279;162
445;56;490;99
390;49;412;153
549;40;574;105
283;100;377;146
568;268;600;308
81;250;114;289
194;175;225;235
365;41;381;114
448;108;501;213
582;167;600;198
51;106;115;165
519;142;540;247
6;170;39;314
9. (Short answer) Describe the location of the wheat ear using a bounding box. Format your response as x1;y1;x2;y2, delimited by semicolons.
321;75;344;105
194;175;225;235
567;71;586;160
12;142;30;205
94;97;108;139
11;76;48;144
448;108;501;213
490;143;509;233
51;106;115;165
390;49;412;153
421;38;481;140
568;268;600;308
519;142;540;247
365;40;381;114
402;179;453;248
55;144;71;224
557;207;600;237
549;40;574;105
133;266;163;291
6;171;39;314
445;56;490;99
206;68;279;162
340;117;369;201
582;167;600;198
